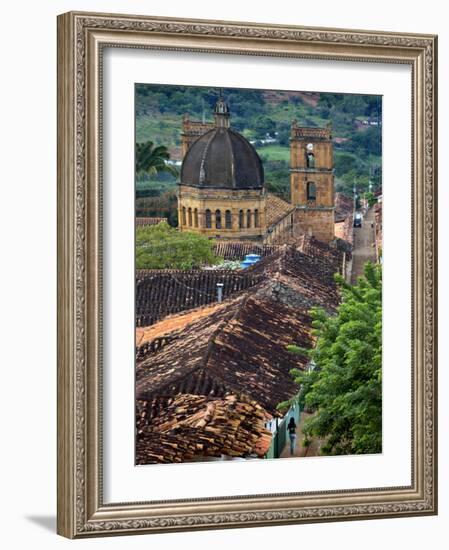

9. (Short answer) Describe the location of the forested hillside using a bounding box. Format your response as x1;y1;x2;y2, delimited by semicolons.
135;84;382;222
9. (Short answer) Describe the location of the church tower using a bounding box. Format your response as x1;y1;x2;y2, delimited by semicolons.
290;121;335;243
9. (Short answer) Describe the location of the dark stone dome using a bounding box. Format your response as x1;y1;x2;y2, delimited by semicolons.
181;127;264;189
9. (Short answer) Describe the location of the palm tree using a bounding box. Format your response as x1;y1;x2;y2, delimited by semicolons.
136;141;178;178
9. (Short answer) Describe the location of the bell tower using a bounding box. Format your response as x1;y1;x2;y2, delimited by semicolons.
290;121;335;243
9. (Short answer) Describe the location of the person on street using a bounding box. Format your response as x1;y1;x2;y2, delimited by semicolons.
287;417;297;455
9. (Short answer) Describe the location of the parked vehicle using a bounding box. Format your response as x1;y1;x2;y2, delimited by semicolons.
353;213;362;228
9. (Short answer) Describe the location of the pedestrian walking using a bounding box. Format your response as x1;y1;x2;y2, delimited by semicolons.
287;417;297;455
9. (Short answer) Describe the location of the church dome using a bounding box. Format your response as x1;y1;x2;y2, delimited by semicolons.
181;127;264;189
180;98;264;190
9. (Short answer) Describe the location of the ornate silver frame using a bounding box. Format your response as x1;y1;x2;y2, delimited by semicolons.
57;11;438;538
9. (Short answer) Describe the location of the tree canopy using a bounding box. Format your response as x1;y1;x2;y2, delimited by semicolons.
135;189;178;226
136;84;382;201
136;222;218;270
285;262;382;455
136;141;178;179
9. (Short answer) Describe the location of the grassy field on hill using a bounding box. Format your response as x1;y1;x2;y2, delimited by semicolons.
135;85;382;221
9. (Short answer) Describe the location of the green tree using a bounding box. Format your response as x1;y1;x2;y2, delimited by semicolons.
334;152;359;178
284;262;382;455
348;127;382;156
136;141;178;179
136;222;218;269
135;189;178;226
253;115;276;138
364;191;377;208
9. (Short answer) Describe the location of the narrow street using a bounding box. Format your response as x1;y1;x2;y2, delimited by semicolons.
279;412;323;458
279;208;378;460
350;207;376;283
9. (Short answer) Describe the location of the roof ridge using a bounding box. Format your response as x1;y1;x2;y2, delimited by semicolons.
266;192;296;208
198;128;217;185
224;127;236;188
200;292;251;372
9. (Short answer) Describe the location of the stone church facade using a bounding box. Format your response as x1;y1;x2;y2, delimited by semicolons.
178;97;335;244
290;122;335;243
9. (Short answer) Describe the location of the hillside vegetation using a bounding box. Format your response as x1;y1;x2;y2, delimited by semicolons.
136;222;218;269
135;85;382;221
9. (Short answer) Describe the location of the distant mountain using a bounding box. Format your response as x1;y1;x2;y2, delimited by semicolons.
135;84;382;201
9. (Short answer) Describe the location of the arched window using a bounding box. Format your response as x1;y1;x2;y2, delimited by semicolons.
187;207;192;226
182;206;187;226
307;182;317;201
205;209;212;228
254;209;259;228
239;210;244;229
306;152;315;168
194;208;198;228
225;210;232;229
246;209;251;228
215;209;222;229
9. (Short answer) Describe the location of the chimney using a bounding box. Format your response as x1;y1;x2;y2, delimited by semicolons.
216;283;224;303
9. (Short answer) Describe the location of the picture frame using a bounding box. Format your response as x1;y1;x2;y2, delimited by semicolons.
57;11;438;538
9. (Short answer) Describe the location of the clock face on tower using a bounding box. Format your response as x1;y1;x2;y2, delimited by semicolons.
306;143;314;151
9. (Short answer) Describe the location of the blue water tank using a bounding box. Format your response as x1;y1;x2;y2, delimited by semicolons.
245;254;261;263
240;260;254;269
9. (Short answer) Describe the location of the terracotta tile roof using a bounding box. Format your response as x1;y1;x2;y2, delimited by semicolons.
135;244;342;463
334;192;354;222
335;217;354;246
136;237;343;328
333;193;354;249
136;217;168;226
136;394;272;463
266;193;295;228
136;269;263;327
213;241;280;261
136;288;313;415
288;234;342;273
249;245;340;313
136;301;228;347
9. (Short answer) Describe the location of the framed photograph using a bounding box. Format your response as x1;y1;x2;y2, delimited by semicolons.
57;11;438;538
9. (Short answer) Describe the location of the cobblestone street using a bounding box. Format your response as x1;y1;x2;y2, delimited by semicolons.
280;412;323;458
351;207;377;283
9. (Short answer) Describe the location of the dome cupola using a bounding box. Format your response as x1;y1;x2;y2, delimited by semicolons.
214;95;230;128
180;97;264;190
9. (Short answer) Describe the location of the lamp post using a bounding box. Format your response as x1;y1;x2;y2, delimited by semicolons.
216;282;224;303
353;180;357;212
